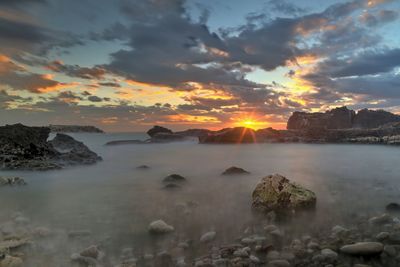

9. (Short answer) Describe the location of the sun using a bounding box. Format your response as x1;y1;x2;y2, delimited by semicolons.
242;120;256;127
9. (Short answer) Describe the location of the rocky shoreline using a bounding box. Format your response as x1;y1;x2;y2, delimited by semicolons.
0;124;102;170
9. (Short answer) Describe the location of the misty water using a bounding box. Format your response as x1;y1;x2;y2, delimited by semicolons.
1;133;400;265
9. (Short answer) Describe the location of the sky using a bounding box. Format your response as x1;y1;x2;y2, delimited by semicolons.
0;0;400;131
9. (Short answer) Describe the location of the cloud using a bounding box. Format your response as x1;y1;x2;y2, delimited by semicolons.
46;61;107;79
88;95;103;102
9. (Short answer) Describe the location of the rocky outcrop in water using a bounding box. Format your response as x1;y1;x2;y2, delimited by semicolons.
0;124;101;170
147;126;173;137
49;133;102;166
48;125;104;133
222;166;250;175
252;174;316;215
287;106;400;130
0;177;27;186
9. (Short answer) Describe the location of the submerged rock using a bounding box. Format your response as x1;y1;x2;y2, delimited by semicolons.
0;177;26;186
386;203;400;212
148;220;174;234
221;166;250;175
136;165;150;170
340;242;383;256
251;174;316;215
163;174;186;183
163;183;181;190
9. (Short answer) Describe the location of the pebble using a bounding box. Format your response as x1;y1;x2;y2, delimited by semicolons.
148;220;174;234
340;242;384;256
376;231;389;241
200;231;216;243
321;248;338;261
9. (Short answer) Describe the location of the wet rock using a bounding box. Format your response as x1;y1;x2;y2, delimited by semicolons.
0;177;26;187
386;203;400;213
221;166;250;175
80;245;100;259
368;214;392;225
163;174;187;183
200;231;216;243
321;248;338;261
50;133;102;165
136;165;150;170
376;232;389;241
340;242;383;256
252;174;316;215
148;220;174;234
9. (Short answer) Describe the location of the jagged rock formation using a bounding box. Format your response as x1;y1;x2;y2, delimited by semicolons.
0;124;101;170
287;106;400;130
49;125;104;133
287;107;355;130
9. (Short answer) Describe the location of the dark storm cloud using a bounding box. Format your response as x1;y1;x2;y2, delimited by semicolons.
326;49;400;78
46;61;106;80
88;95;103;102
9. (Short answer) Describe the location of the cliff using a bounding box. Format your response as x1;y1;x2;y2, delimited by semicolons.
49;125;104;133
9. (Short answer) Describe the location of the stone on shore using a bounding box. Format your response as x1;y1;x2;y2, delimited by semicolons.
148;220;174;234
340;242;383;256
252;174;316;214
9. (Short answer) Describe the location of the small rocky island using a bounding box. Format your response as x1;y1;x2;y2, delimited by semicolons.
48;124;104;133
199;107;400;145
0;124;102;170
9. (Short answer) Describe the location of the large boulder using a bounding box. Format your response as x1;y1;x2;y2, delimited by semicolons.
252;174;316;215
147;126;173;137
49;133;102;165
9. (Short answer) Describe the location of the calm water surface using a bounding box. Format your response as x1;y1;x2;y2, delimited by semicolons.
1;132;400;263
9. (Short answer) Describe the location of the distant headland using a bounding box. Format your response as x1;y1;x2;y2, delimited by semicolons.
48;124;104;133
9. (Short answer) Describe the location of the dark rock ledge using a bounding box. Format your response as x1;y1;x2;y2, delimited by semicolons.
0;124;102;170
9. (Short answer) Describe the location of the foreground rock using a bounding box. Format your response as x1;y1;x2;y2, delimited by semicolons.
148;220;174;234
0;124;101;170
340;242;384;256
252;174;316;215
222;166;250;175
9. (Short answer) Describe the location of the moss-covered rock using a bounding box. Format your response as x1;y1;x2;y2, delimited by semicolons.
252;174;316;215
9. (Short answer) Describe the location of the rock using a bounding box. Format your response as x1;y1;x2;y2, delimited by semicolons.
150;133;188;143
340;242;383;256
267;259;291;267
147;126;173;137
368;214;392;225
136;165;150;170
148;220;174;234
321;248;338;261
353;109;400;128
249;255;260;263
200;231;216;243
0;124;102;170
252;174;316;215
163;174;186;183
386;203;400;212
199;127;257;144
80;245;100;259
0;255;23;267
0;239;30;251
49;133;102;165
376;232;389;241
287;106;355;130
0;177;26;186
388;232;400;244
221;166;250;175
